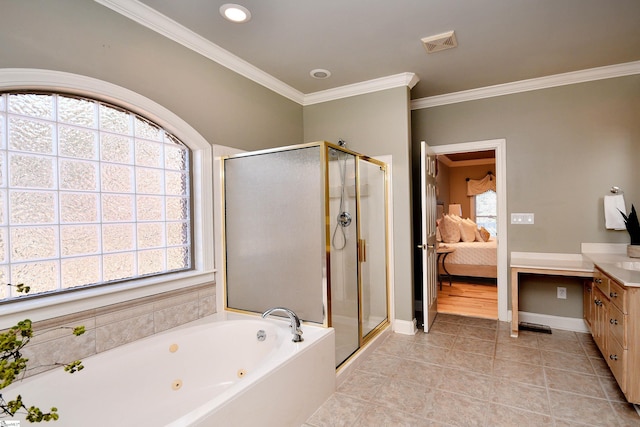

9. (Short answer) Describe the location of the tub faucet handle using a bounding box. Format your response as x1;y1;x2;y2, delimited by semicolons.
261;307;304;342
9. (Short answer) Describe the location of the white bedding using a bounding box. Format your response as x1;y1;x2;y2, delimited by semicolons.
438;238;497;266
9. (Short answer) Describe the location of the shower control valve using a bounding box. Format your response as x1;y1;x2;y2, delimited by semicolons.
337;211;352;227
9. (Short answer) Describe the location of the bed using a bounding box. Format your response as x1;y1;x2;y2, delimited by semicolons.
437;238;497;279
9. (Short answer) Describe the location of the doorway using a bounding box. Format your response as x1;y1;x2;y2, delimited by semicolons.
436;149;497;319
430;139;508;322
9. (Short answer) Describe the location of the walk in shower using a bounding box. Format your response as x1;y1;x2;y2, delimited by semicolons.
222;141;389;367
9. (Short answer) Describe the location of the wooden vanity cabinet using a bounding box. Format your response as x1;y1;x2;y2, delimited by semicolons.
583;280;593;329
587;267;639;403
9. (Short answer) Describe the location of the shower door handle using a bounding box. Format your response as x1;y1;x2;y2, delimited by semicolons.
358;239;367;262
417;244;435;250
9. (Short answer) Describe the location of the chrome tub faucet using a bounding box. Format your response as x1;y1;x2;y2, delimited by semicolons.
261;307;304;342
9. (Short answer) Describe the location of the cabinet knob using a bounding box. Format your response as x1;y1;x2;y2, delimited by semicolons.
595;278;602;284
594;299;603;306
610;318;618;325
609;354;618;361
610;292;618;298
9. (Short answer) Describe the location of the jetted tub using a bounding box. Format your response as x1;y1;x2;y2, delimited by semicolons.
3;312;335;426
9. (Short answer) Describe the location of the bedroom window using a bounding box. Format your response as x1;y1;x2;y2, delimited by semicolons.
475;189;496;237
0;92;192;301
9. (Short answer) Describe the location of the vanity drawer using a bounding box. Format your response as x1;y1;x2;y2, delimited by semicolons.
608;303;627;348
609;279;627;314
607;336;627;393
593;268;609;296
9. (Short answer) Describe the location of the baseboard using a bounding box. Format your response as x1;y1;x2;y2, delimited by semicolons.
510;311;589;333
393;318;418;335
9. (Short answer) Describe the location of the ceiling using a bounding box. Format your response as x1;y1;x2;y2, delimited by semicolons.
439;150;495;167
130;0;640;100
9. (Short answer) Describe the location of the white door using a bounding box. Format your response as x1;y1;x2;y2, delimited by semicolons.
420;141;438;332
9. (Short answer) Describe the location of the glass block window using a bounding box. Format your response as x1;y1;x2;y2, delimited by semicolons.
0;92;191;301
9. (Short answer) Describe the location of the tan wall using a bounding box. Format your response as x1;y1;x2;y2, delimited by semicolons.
303;87;415;322
0;0;303;152
412;75;640;318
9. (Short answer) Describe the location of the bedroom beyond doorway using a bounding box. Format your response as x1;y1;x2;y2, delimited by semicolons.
434;148;498;318
437;278;498;319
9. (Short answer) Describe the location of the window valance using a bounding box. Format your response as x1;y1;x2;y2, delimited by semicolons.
467;172;496;196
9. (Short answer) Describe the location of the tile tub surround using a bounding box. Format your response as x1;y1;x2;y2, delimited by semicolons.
4;282;216;378
305;314;640;427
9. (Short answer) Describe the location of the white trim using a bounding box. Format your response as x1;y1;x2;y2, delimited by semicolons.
393;318;417;335
97;1;639;109
0;68;215;326
94;0;305;104
515;311;590;334
372;155;395;336
303;73;419;106
94;0;418;106
411;60;640;110
431;139;509;322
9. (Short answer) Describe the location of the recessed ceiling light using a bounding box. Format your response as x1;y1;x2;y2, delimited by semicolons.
220;4;251;23
310;69;331;79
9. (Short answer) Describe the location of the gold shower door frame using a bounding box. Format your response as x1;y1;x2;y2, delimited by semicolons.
221;141;390;367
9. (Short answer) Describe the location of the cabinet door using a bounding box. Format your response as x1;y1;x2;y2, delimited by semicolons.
593;287;608;353
607;335;627;393
583;280;593;330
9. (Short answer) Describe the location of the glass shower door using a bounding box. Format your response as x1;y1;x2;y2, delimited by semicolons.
328;148;359;366
358;158;388;338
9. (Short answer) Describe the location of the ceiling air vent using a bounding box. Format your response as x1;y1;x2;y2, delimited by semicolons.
421;30;457;54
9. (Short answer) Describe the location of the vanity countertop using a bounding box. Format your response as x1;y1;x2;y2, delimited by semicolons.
582;252;640;288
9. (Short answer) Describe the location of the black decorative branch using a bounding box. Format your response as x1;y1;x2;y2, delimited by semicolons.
620;204;640;245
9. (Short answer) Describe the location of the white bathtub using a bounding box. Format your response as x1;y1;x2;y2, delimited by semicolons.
3;312;335;426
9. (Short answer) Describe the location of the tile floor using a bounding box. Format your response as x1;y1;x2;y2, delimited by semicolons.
304;313;640;426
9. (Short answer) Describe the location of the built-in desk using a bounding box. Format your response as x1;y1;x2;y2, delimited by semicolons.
510;253;594;337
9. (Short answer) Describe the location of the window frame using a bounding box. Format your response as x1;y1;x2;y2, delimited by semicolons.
0;69;214;326
474;189;497;237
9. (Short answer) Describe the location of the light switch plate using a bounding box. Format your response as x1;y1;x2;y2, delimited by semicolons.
511;213;535;224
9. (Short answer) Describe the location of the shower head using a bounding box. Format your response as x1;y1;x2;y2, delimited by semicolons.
338;139;346;147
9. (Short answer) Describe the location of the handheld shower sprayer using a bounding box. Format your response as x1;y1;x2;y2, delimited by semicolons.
332;139;351;250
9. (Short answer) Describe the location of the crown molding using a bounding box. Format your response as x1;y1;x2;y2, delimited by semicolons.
94;1;639;110
303;72;419;106
94;0;305;104
411;60;640;110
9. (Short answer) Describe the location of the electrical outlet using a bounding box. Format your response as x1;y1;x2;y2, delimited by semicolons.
557;287;567;299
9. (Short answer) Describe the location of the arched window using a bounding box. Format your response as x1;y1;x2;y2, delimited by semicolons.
0;92;192;300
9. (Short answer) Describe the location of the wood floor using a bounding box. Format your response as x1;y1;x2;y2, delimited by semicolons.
437;277;497;319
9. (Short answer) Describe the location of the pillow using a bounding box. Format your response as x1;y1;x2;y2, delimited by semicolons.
459;218;477;242
474;227;483;242
479;227;491;242
439;214;461;243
